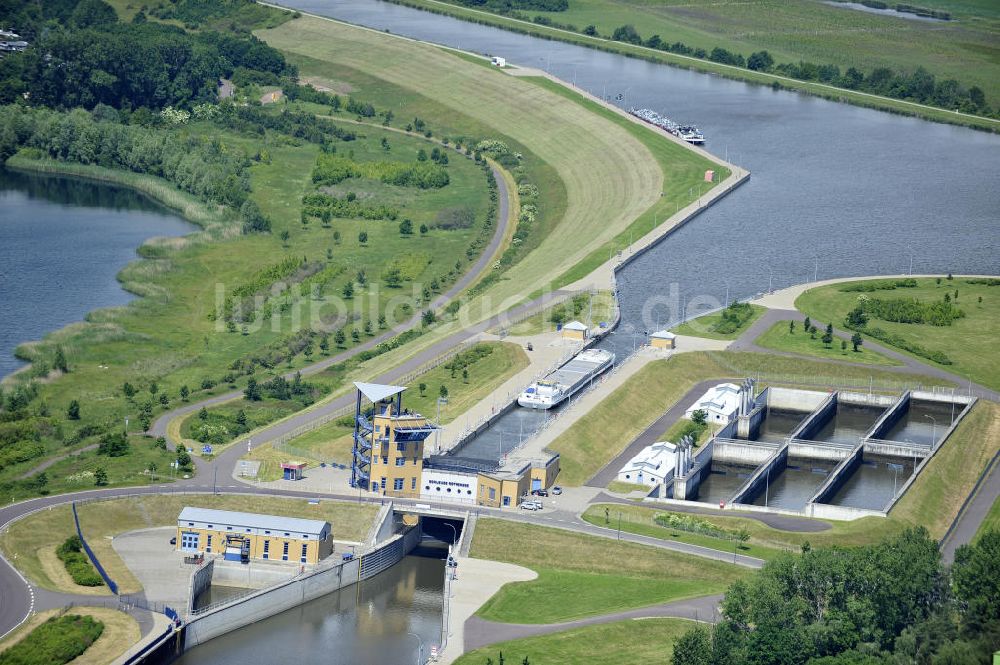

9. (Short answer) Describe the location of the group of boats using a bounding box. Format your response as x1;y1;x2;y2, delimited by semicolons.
628;107;706;144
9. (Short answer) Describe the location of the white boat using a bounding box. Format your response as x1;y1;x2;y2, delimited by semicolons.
518;348;616;410
628;108;706;144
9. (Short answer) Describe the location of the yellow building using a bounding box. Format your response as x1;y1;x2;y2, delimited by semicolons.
352;383;437;498
561;320;589;341
650;329;676;349
175;507;333;564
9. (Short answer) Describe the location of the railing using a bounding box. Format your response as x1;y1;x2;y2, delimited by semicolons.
71;501;118;595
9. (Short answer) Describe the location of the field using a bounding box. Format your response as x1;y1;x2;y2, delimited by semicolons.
755;320;901;366
259;15;721;309
547;350;956;486
0;608;138;665
670;303;766;341
469;519;744;622
795;277;1000;390
382;0;1000;127
453;617;695;665
503;291;616;336
0;494;377;594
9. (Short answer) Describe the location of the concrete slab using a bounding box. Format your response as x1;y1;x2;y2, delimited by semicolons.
112;527;194;608
436;556;537;665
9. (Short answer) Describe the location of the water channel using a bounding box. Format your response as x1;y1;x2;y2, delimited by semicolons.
177;545;447;665
0;167;195;378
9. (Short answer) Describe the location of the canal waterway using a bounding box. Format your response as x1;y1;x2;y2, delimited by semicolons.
752;409;808;444
811;404;885;445
0;167;195;378
829;455;917;510
882;400;955;445
177;548;447;665
749;457;839;510
694;461;757;504
275;0;999;359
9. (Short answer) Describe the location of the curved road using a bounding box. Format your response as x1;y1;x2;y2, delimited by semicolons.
150;158;515;439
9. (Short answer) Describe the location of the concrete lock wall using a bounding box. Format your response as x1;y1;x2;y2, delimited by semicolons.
809;444;865;505
732;443;789;505
866;392;912;441
187;558;214;615
790;393;838;441
713;440;779;466
184;528;419;649
737;406;765;440
673;439;714;501
787;440;856;462
767;387;829;412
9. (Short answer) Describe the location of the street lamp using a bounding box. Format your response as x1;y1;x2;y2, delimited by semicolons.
435;397;448;453
406;631;424;665
443;522;458;547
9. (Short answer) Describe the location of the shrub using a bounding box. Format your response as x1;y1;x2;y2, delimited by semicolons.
56;536;105;587
0;614;104;665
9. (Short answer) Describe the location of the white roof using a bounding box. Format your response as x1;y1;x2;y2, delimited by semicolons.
563;320;588;331
651;330;675;339
685;383;742;416
178;507;328;536
619;441;677;476
354;382;407;403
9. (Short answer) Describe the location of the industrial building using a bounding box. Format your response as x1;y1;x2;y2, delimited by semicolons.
351;382;559;507
617;440;677;487
175;507;333;564
684;382;743;422
650;330;676;349
560;320;589;340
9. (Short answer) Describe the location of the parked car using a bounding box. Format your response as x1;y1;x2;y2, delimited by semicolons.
519;500;540;510
169;536;176;545
551;486;563;495
531;488;549;497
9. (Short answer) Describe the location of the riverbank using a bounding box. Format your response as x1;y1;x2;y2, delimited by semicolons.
5;155;230;231
367;0;999;133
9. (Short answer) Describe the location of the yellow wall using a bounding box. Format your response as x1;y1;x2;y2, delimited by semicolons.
371;408;426;498
477;474;503;508
530;455;560;488
562;328;587;341
174;526;332;564
651;337;674;349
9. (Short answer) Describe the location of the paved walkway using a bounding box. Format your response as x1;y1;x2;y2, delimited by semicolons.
940;450;1000;563
437;556;537;664
463;593;722;652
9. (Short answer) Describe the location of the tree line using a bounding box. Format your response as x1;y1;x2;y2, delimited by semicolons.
672;528;1000;665
0;0;294;111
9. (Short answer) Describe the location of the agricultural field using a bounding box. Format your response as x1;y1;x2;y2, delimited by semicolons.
795;276;1000;390
469;519;744;622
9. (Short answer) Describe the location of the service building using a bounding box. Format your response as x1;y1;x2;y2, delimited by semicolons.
175;507;333;565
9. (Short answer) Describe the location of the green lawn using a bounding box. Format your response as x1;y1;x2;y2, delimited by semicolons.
670;304;766;341
606;480;649;494
453;618;696;665
387;0;1000;118
504;291;615;336
548;350;955;486
976;495;1000;542
0;494;377;595
795;277;1000;390
469;519;744;623
755;320;902;366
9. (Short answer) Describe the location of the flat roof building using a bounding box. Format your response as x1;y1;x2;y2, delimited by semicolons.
650;330;676;349
175;507;333;564
617;441;677;487
561;320;589;341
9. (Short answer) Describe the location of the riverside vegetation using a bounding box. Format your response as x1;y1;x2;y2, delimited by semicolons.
382;0;1000;128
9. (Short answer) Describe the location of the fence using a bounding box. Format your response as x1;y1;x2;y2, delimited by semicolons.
71;500;118;595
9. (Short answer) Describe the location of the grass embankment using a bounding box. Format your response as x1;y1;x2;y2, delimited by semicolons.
796;276;1000;390
245;341;527;476
755;320;901;366
376;0;1000;131
260;15;720;310
0;495;377;594
469;519;744;623
670;303;766;341
977;496;1000;542
504;291;615;336
606;480;649;494
4;155;228;230
453;618;696;665
0;607;137;665
548;351;955;486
